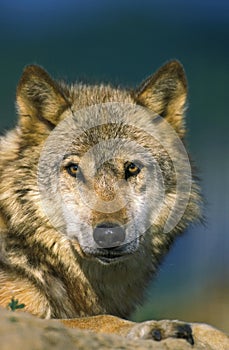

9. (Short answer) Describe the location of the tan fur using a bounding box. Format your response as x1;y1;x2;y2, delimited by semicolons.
0;61;202;342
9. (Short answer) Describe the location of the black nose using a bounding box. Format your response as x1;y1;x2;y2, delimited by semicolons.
93;222;126;248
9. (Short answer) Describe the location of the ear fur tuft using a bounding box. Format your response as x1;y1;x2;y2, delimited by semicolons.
135;60;187;136
17;65;71;132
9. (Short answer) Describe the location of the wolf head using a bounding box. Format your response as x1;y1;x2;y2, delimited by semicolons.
2;61;201;265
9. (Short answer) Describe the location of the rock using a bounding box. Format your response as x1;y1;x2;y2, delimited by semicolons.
0;308;228;350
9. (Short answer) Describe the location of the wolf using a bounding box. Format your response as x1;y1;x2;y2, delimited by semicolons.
0;61;201;344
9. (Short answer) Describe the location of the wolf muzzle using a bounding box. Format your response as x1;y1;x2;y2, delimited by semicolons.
93;222;125;248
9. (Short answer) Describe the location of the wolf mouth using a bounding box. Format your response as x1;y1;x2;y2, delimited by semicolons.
96;255;125;264
82;239;139;264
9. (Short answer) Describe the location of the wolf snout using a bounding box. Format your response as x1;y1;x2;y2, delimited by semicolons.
93;222;126;248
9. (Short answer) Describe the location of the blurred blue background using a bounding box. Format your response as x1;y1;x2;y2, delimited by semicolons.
0;0;228;332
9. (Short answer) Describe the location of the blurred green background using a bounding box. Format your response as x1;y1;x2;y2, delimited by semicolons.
0;0;228;332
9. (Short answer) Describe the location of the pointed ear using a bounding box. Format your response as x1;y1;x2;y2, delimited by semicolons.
134;61;187;136
16;65;71;132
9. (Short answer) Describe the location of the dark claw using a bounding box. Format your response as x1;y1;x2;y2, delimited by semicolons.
152;329;162;341
176;324;194;346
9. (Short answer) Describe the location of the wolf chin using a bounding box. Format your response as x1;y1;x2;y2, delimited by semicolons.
0;61;201;343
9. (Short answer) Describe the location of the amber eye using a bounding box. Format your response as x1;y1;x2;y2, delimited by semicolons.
65;163;79;177
125;162;141;179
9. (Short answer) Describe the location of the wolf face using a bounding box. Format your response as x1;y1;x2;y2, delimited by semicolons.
1;61;201;270
37;101;192;265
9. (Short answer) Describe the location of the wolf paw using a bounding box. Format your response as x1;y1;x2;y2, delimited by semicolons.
127;320;194;345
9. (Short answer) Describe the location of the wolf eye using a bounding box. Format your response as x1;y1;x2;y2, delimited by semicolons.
125;162;141;179
65;163;79;177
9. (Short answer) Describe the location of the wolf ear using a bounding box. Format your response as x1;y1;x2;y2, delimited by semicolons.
17;65;71;132
134;60;187;136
